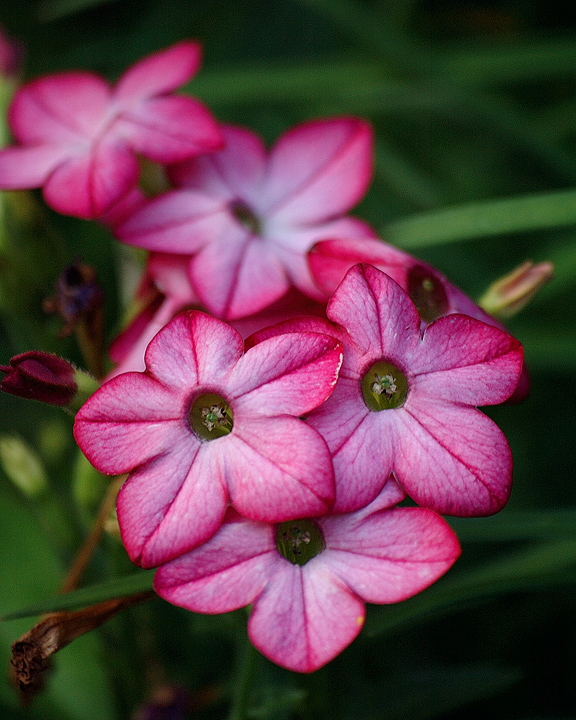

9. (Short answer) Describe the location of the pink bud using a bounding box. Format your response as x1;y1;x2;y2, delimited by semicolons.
0;351;77;406
480;260;554;318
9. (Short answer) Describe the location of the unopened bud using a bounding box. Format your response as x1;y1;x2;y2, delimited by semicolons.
479;260;554;319
0;351;99;411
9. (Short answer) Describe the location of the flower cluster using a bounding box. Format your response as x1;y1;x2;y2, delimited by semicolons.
1;42;527;673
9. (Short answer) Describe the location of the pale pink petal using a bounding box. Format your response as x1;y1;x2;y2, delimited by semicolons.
147;252;199;303
249;562;365;673
117;95;223;162
143;310;244;390
154;517;277;612
9;72;111;143
327;264;421;362
395;400;512;516
126;445;229;567
262;117;373;225
321;507;460;603
411;314;524;405
0;144;69;189
229;332;342;415
43;136;139;218
113;41;202;104
308;380;395;512
224;417;334;520
190;226;290;319
309;237;413;296
117;189;229;253
170;124;268;207
73;375;188;474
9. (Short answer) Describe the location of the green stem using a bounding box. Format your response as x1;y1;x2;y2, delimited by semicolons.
227;630;258;720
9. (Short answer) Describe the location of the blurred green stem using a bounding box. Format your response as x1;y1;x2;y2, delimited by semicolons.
227;630;258;720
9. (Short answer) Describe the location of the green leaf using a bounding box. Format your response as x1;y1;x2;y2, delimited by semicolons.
384;188;576;248
36;0;118;22
1;570;156;621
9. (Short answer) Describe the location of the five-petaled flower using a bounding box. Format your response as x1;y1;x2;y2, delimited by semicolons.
250;264;524;516
154;477;460;673
74;310;343;568
116;118;375;319
0;41;223;218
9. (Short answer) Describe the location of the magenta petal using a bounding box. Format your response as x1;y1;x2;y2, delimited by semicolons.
229;332;342;415
43;137;139;218
154;518;276;612
0;144;68;189
9;72;111;144
263;117;373;225
113;41;202;103
327;264;421;361
74;375;187;474
249;562;365;673
396;400;512;516
171;124;268;206
321;507;460;604
412;314;524;405
143;311;244;389
225;417;334;520
118;95;223;162
121;445;229;567
190;225;290;319
117;189;228;253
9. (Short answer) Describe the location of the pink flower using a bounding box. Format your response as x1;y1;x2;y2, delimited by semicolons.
154;478;460;673
309;236;531;402
251;264;524;517
74;310;343;568
117;118;375;319
0;42;223;219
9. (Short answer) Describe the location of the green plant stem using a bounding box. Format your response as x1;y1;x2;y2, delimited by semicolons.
227;630;258;720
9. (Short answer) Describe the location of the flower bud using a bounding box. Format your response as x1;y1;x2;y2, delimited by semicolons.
479;260;554;319
0;351;99;410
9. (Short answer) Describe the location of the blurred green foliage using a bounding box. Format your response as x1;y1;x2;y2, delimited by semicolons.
1;0;576;718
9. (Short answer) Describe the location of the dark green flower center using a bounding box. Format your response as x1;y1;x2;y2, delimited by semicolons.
407;265;449;323
361;360;408;410
276;519;325;566
189;393;233;441
230;200;261;234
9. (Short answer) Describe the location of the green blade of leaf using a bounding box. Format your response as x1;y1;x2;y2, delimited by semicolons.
384;187;576;248
1;570;155;621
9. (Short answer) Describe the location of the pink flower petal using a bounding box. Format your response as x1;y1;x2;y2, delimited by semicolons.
327;264;421;362
170;124;268;207
396;400;512;516
0;144;69;189
225;417;334;520
143;311;244;390
154;517;276;612
42;136;139;218
9;72;111;144
117;95;223;163
263;117;373;225
121;444;229;567
113;41;203;104
249;561;365;673
321;507;460;603
190;225;290;319
230;332;342;416
411;314;524;405
74;374;187;474
117;189;229;253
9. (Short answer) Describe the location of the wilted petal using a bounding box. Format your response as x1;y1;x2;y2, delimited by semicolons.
113;41;203;104
249;561;365;673
263;117;373;225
